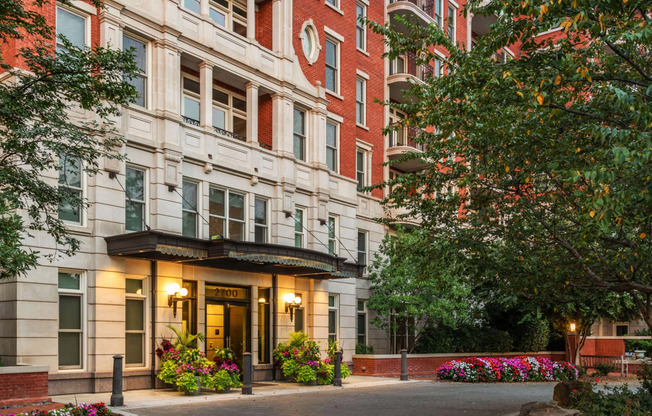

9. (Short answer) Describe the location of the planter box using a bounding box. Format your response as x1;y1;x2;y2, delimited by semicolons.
0;365;50;408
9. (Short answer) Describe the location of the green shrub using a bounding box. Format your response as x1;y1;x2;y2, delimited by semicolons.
570;385;652;415
414;324;513;354
635;329;652;336
355;343;375;354
626;339;652;352
514;318;550;352
593;364;616;377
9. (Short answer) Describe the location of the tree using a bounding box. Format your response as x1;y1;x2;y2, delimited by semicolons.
367;0;651;331
367;227;471;353
0;0;138;279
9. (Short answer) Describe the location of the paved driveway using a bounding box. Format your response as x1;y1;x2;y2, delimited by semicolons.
127;381;556;416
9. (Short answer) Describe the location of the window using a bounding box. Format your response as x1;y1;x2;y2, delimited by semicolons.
125;278;146;366
212;86;247;140
357;230;367;267
357;300;367;346
209;0;247;37
326;121;338;172
328;215;338;256
182;280;198;335
325;0;339;8
56;6;86;54
294;292;304;333
356;150;366;191
434;57;442;78
389;55;406;75
325;38;338;93
123;35;147;107
616;325;629;336
254;197;268;243
328;295;338;342
389;108;407;147
182;76;201;125
294;208;305;248
209;188;245;240
293;108;306;161
182;180;198;238
448;5;456;42
258;288;271;363
125;166;146;232
59;271;84;369
356;78;366;125
434;0;443;27
183;0;201;14
58;154;83;224
356;3;366;51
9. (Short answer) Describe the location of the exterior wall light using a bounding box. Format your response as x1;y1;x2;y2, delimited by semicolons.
569;322;576;332
167;283;188;318
283;293;302;322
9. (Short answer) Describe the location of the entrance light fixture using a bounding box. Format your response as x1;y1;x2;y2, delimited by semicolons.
283;293;302;322
167;283;188;318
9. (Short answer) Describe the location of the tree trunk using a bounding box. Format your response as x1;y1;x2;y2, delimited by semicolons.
631;292;652;333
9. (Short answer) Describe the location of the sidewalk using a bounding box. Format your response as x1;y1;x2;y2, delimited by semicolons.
50;376;417;416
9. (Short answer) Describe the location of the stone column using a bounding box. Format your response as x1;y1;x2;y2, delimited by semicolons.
247;0;256;41
199;61;213;129
246;82;259;144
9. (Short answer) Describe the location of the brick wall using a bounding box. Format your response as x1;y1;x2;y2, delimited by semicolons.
258;94;273;149
353;352;567;377
0;367;50;408
568;336;626;359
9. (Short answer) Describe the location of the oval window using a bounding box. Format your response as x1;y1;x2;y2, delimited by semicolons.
302;27;313;58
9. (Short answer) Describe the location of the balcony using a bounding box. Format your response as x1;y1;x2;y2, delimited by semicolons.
388;0;435;28
387;123;430;172
388;52;432;104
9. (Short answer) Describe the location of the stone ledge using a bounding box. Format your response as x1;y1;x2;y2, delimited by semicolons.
0;365;49;375
0;397;51;409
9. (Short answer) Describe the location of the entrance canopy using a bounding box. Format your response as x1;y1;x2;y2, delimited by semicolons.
104;230;362;279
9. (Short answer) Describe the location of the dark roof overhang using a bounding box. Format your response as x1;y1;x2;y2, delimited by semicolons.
104;230;363;279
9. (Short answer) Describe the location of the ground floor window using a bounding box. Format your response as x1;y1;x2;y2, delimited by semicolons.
294;292;304;333
357;300;367;346
182;280;198;335
257;288;270;364
328;294;338;342
58;271;84;369
125;278;146;366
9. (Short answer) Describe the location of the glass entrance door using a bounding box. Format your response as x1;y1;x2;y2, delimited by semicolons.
206;301;250;363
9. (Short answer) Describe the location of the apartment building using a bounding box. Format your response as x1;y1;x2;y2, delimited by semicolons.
0;0;471;394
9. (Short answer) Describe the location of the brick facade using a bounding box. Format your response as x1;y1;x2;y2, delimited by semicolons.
0;367;50;409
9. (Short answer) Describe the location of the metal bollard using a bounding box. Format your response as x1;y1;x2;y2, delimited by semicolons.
333;351;342;387
242;352;252;395
400;349;408;381
110;355;124;406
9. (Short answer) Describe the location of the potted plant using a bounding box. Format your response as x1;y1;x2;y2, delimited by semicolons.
158;348;213;395
210;348;242;393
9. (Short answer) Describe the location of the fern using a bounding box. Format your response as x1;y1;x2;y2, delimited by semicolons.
167;325;205;351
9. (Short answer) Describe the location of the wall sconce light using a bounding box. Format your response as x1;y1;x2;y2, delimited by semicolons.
258;296;269;304
167;283;188;318
569;322;576;332
283;293;302;322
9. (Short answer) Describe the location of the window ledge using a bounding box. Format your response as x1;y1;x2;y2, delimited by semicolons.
325;2;344;15
357;48;369;57
64;223;93;236
326;90;344;101
356;123;369;131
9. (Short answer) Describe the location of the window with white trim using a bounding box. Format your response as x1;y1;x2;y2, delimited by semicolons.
56;6;87;54
389;55;406;75
125;166;146;232
357;300;367;346
325;0;339;8
389;108;408;147
209;0;248;37
212;86;247;140
448;5;456;42
125;278;146;366
356;149;366;191
58;271;84;369
328;215;338;256
58;154;83;224
357;230;367;267
328;294;339;342
293;107;306;161
434;57;442;78
325;38;339;93
123;34;148;108
182;76;201;125
356;77;366;125
326;121;339;172
356;3;366;51
294;208;305;248
254;197;268;243
434;0;443;28
294;291;304;333
182;180;198;238
209;187;245;240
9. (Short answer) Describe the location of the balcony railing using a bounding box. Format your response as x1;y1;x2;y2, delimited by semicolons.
389;0;434;16
389;52;433;82
213;126;246;142
388;123;426;152
182;115;200;126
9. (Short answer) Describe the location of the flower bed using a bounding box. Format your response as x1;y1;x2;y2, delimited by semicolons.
436;356;578;382
11;402;112;415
